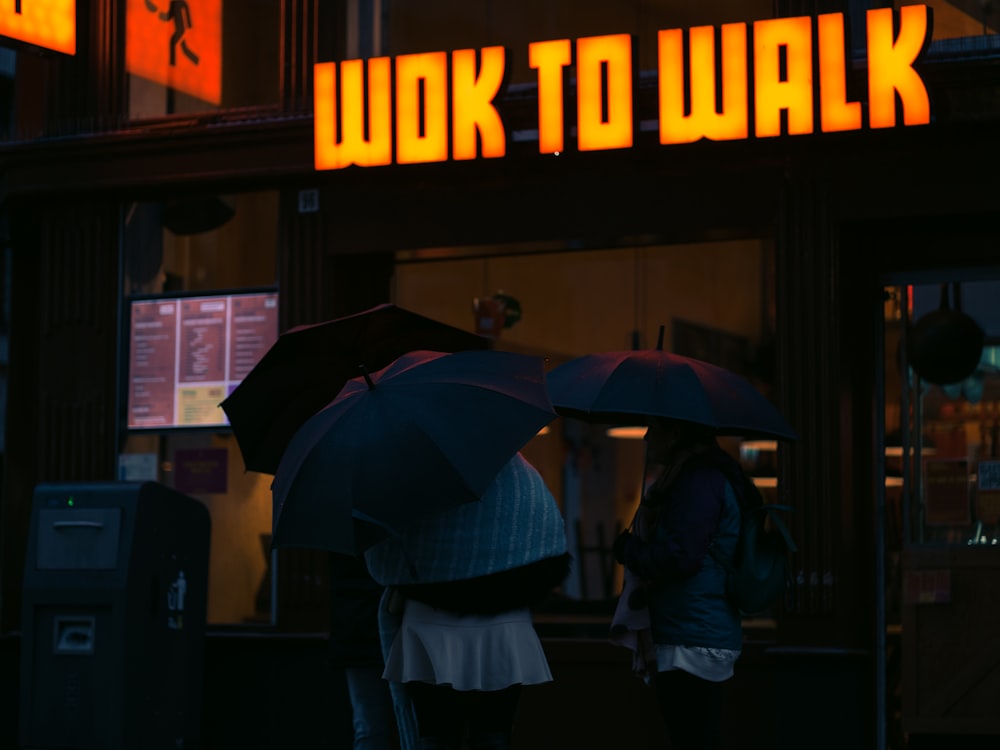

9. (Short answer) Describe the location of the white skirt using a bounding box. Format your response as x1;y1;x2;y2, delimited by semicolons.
383;600;553;691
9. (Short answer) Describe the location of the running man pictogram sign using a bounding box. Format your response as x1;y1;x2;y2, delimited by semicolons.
126;0;222;105
0;0;76;55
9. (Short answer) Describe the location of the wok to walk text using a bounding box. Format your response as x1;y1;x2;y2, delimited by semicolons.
314;6;933;170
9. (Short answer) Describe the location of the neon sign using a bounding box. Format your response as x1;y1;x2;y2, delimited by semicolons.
0;0;76;55
126;0;223;106
314;6;933;170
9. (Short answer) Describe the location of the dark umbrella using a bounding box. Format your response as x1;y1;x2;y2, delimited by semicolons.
270;349;556;554
547;335;796;441
220;303;489;474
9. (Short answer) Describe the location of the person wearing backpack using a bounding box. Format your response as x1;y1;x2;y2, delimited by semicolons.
612;416;759;750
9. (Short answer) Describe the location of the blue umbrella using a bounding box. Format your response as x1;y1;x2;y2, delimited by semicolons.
547;345;796;441
270;349;556;554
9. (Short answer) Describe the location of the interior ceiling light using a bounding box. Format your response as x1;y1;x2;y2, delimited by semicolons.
606;426;647;439
741;439;778;452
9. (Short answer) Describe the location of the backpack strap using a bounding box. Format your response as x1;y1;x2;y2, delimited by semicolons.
759;504;797;553
708;502;798;613
759;504;797;613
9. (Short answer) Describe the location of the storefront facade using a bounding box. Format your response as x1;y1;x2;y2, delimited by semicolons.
2;1;1000;747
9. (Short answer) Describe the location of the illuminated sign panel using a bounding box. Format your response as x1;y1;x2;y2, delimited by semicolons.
658;24;749;143
315;47;509;170
315;6;933;170
0;0;76;55
867;4;931;128
574;34;634;152
126;0;223;106
528;39;572;154
453;46;508;161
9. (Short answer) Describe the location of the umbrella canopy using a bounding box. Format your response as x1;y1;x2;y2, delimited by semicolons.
270;349;556;554
220;303;489;474
364;453;568;586
547;348;796;441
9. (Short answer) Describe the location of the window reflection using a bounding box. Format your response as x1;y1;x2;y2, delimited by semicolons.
385;0;775;84
909;0;996;39
888;281;1000;549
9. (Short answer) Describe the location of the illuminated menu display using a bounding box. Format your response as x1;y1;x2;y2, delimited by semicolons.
128;291;278;429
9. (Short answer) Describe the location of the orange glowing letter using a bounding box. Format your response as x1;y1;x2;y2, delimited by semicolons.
818;13;862;133
867;5;931;129
0;0;75;54
452;46;507;161
577;34;634;151
396;51;449;165
529;39;572;154
658;24;748;144
314;59;392;170
754;16;814;138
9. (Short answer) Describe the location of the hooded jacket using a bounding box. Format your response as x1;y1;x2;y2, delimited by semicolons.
619;451;745;651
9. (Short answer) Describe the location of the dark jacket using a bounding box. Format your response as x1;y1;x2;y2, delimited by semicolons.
619;450;746;651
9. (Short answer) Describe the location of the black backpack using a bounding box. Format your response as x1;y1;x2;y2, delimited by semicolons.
710;501;796;615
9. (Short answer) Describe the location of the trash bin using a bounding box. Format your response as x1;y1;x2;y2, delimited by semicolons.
19;481;210;750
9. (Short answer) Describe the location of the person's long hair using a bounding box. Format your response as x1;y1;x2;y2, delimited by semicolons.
646;418;762;513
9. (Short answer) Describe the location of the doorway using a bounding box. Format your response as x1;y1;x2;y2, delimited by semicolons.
881;276;1000;748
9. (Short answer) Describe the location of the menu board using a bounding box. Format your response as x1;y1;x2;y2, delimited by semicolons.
127;290;278;429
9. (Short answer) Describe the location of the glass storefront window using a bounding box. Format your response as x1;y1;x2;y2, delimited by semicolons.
127;0;281;119
906;0;994;41
885;280;1000;549
393;239;779;606
120;191;279;626
385;0;775;84
883;278;1000;744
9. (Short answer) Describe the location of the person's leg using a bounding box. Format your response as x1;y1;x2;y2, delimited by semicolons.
652;669;724;750
378;590;419;750
466;685;521;750
345;666;396;750
406;682;466;750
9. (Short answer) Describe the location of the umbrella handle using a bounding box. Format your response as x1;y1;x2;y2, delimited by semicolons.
628;447;654;536
358;364;376;390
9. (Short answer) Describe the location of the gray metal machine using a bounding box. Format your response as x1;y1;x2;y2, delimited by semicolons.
19;481;211;749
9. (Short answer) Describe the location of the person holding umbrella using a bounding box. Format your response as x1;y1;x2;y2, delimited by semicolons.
546;333;796;749
270;346;564;750
364;453;571;750
611;417;762;750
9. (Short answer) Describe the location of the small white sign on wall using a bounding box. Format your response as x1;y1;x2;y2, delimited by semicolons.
298;189;320;214
117;453;158;481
